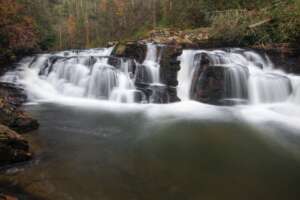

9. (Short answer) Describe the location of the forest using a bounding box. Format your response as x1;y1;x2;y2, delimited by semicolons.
0;0;300;65
2;1;300;200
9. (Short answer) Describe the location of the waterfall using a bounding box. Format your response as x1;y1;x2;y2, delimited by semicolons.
142;43;163;84
177;49;294;105
0;47;143;103
109;59;138;103
1;45;299;106
177;50;199;101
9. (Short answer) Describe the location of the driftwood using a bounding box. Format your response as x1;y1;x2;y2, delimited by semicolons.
248;18;272;29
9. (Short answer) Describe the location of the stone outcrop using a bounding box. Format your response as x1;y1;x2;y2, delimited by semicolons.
0;82;39;167
142;28;210;46
158;45;181;103
108;42;182;103
0;124;32;166
190;55;226;105
261;48;300;74
190;53;249;105
159;45;181;87
0;83;39;133
111;42;147;63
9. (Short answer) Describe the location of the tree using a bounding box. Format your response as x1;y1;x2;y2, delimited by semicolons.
67;15;76;48
0;0;38;63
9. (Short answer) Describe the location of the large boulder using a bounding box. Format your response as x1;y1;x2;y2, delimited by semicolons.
0;124;32;166
190;53;249;105
159;45;182;87
111;42;147;64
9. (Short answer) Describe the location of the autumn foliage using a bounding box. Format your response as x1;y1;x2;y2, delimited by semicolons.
0;0;299;64
0;0;37;63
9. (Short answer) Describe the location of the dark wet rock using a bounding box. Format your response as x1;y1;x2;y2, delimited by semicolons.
167;87;180;103
105;41;183;104
0;194;18;200
191;65;226;104
159;45;182;87
85;56;98;67
9;113;39;134
38;56;65;76
190;53;249;105
0;83;27;107
0;124;32;166
121;43;182;104
108;57;137;77
107;56;122;69
135;64;153;85
0;98;39;133
269;51;300;74
0;83;39;133
148;85;170;104
0;180;43;200
111;42;147;64
149;86;179;103
132;90;146;103
134;84;179;104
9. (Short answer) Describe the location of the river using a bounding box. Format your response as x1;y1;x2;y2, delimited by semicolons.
1;45;300;199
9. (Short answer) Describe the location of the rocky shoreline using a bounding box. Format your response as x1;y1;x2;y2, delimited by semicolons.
0;82;39;200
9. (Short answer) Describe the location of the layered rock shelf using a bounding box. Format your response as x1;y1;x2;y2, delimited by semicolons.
0;83;39;167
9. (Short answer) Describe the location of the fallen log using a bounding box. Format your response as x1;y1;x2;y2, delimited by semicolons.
248;18;272;29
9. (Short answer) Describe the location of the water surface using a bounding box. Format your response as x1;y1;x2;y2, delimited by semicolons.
1;102;300;200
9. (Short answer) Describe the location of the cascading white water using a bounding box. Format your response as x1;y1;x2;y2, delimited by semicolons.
142;43;162;84
4;46;300;167
2;46;300;106
109;59;139;103
0;47;142;103
177;49;294;104
177;50;199;101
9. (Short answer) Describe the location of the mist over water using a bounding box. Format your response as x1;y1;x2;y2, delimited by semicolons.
2;45;300;133
2;45;300;199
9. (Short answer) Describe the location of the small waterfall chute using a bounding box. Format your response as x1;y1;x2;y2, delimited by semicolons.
142;43;163;84
86;64;118;99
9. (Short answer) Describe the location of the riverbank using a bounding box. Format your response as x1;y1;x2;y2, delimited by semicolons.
0;82;39;200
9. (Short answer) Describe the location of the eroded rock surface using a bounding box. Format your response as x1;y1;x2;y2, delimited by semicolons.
0;83;39;133
0;124;32;166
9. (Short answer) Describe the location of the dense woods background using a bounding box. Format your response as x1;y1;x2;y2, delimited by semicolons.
0;0;300;64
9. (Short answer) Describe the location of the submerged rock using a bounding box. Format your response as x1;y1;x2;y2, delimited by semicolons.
0;124;32;166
